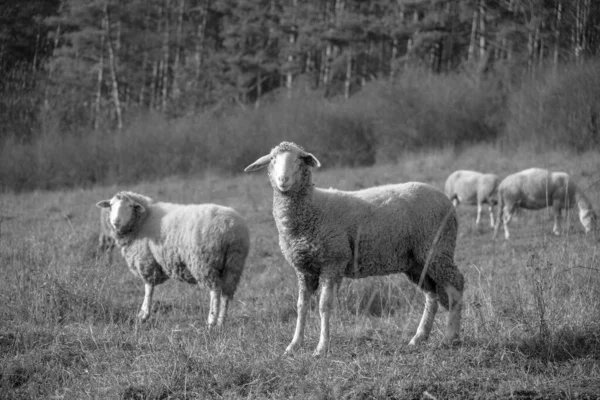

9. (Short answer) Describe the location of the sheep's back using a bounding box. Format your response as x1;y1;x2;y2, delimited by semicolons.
314;183;457;276
139;203;249;279
499;168;564;209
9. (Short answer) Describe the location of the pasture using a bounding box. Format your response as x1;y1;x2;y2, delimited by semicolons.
1;144;600;399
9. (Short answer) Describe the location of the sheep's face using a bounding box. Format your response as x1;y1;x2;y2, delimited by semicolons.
96;195;145;231
580;208;597;234
244;141;321;193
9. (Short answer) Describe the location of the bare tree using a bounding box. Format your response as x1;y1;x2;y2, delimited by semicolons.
103;1;123;130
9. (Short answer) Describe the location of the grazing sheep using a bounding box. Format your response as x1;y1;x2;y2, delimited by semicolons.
245;142;464;356
97;208;116;262
493;168;597;240
96;191;250;326
444;170;500;228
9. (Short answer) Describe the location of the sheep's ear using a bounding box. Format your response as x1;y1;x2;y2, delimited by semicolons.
133;203;145;213
96;200;111;209
301;152;321;168
244;154;271;172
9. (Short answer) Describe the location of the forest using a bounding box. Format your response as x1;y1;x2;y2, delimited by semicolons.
1;0;600;191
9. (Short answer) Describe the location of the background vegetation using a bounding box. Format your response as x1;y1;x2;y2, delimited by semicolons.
2;0;600;192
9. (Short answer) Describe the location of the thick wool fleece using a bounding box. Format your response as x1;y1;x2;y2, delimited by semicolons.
445;170;499;206
270;157;464;310
498;168;592;212
114;192;250;297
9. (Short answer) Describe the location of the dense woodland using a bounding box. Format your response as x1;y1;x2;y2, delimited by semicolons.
1;0;599;135
1;0;600;191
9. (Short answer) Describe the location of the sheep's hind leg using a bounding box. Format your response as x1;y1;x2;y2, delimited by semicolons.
476;203;482;227
216;293;230;327
207;289;221;327
138;282;154;322
285;273;318;355
409;291;439;345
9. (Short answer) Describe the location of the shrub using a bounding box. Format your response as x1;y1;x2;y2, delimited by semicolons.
504;60;600;152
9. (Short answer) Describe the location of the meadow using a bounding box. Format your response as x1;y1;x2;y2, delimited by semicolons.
2;143;600;399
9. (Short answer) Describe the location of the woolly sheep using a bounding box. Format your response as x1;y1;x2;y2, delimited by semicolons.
96;191;250;326
493;167;597;240
244;141;465;356
444;170;500;228
97;208;116;262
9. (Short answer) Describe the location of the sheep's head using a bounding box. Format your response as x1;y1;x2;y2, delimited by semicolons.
96;192;146;233
244;142;321;193
580;208;597;235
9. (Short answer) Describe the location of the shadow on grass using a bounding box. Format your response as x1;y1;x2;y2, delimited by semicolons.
516;325;600;363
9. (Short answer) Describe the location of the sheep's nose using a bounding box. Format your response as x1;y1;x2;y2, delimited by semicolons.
279;176;289;184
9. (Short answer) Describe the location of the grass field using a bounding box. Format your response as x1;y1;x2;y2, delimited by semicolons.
2;144;600;399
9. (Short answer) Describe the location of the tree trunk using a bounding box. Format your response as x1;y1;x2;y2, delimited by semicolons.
194;0;210;102
161;0;171;112
94;26;105;131
344;51;352;99
468;7;478;61
478;0;486;60
138;11;150;106
553;0;562;71
150;61;159;110
172;0;185;102
104;1;123;130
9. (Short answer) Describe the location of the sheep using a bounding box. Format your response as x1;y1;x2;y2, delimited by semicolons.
244;141;465;357
493;167;597;240
96;191;250;326
444;170;500;228
97;207;116;262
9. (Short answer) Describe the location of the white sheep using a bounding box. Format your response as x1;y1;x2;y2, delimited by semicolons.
97;207;116;262
245;141;465;356
96;191;250;326
444;170;500;228
493;167;597;239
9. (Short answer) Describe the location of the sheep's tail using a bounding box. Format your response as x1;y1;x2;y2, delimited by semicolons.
493;189;504;239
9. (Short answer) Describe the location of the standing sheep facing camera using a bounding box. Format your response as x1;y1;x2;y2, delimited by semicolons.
494;168;597;239
96;191;250;326
245;141;465;357
444;170;500;228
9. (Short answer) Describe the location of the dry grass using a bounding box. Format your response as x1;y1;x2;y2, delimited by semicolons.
1;144;600;399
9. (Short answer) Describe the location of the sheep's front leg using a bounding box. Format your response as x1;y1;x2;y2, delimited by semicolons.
552;206;562;236
443;285;463;345
284;274;316;355
489;205;495;228
314;278;336;357
207;289;221;327
503;209;513;239
138;282;154;322
476;203;482;227
409;291;438;345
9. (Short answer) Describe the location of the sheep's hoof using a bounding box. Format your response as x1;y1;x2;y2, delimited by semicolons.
441;336;461;347
312;346;328;358
312;350;326;358
408;335;427;346
284;342;302;356
137;311;150;323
